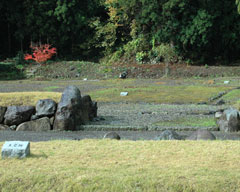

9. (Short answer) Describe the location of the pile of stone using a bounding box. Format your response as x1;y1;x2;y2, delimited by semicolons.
215;108;240;132
155;129;216;141
0;86;97;131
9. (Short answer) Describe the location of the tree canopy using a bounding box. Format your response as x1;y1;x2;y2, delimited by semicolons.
0;0;240;64
237;0;240;13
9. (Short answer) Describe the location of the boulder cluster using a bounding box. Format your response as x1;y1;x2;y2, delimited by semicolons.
102;108;240;141
215;108;240;132
0;86;97;131
103;129;217;141
155;129;216;140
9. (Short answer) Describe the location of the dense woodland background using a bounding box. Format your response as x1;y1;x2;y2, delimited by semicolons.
1;0;240;65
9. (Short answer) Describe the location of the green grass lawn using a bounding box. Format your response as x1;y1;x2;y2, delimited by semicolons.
153;116;216;127
222;89;240;104
0;140;240;192
218;89;240;109
88;85;231;103
0;80;233;105
43;86;61;92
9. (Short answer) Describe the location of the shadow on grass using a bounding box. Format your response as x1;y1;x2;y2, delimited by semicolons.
29;152;48;159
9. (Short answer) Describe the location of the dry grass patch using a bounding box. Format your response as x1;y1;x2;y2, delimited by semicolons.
0;92;61;106
0;140;240;192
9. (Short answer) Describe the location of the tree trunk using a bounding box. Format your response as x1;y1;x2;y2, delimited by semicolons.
20;39;23;52
7;23;11;56
165;62;170;77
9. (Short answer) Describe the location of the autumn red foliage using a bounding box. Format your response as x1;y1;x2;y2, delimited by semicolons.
24;44;57;65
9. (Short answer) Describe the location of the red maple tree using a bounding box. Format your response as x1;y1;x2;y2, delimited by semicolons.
24;44;57;65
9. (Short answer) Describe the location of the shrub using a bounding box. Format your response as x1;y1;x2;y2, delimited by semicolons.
123;36;148;59
151;44;180;63
13;51;25;65
24;44;57;65
136;51;147;64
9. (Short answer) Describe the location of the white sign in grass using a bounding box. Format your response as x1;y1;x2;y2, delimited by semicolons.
1;141;30;159
120;92;128;96
224;80;230;84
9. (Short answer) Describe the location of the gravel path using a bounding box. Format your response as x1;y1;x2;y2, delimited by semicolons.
0;80;106;94
1;130;240;142
90;102;226;128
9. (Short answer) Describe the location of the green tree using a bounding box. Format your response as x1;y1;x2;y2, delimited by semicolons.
53;0;104;59
237;0;240;13
0;0;26;56
99;0;240;64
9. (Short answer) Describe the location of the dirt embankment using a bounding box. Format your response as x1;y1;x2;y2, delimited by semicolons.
31;61;240;80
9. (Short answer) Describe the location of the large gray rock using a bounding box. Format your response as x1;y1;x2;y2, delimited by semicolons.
215;111;223;119
103;132;121;140
1;141;30;159
0;106;7;123
16;117;51;131
53;86;83;131
35;99;57;118
50;116;55;126
9;125;17;130
4;106;35;126
155;130;182;140
186;129;216;140
0;124;9;130
215;108;240;132
81;95;98;122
